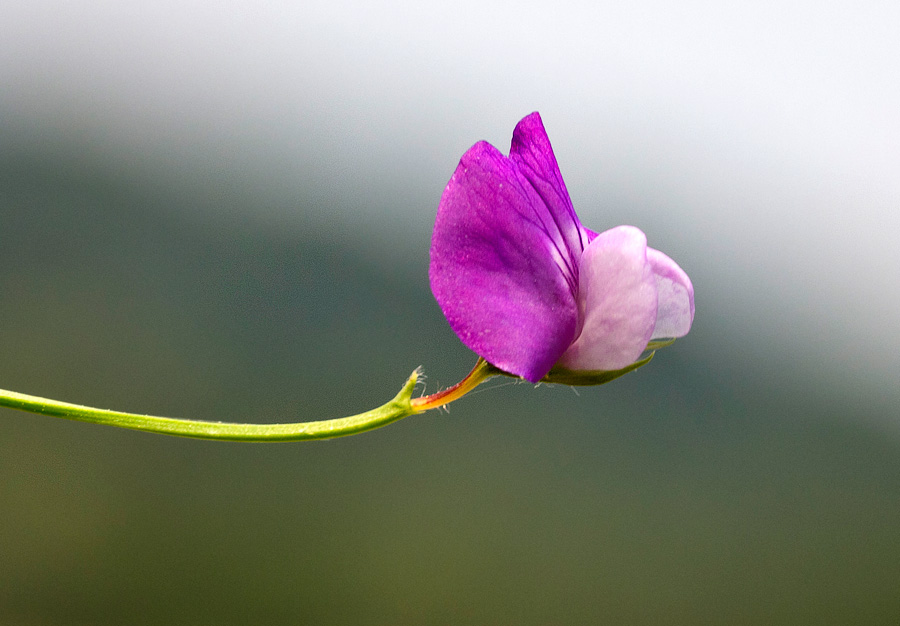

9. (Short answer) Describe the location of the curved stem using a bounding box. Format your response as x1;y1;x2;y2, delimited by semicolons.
410;358;499;412
0;361;497;442
0;373;420;441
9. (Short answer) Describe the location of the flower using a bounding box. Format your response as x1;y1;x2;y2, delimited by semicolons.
429;112;694;383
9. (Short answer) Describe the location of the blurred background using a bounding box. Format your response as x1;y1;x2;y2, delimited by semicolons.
1;0;899;623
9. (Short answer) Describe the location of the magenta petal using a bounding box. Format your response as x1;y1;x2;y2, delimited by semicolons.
558;226;658;371
647;248;695;339
509;113;590;278
430;138;580;383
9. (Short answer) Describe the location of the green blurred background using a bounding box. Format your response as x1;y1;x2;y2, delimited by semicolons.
2;1;899;624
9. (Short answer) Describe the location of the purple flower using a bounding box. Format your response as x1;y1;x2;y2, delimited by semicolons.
429;112;694;383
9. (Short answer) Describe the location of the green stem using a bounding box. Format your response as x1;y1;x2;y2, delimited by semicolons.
0;372;424;442
0;348;660;441
0;362;500;442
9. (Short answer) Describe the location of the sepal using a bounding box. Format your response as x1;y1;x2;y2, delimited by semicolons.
540;351;656;386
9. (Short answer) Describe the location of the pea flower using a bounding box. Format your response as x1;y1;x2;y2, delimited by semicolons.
0;113;697;443
429;112;694;384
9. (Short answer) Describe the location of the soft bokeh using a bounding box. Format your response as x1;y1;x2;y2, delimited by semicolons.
1;1;898;624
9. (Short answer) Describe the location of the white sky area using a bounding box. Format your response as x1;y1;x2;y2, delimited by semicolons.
2;0;899;412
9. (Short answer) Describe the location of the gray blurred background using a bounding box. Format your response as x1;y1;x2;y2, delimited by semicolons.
1;1;899;624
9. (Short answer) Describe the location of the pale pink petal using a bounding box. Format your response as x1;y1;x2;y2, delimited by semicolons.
558;226;658;371
647;248;695;339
